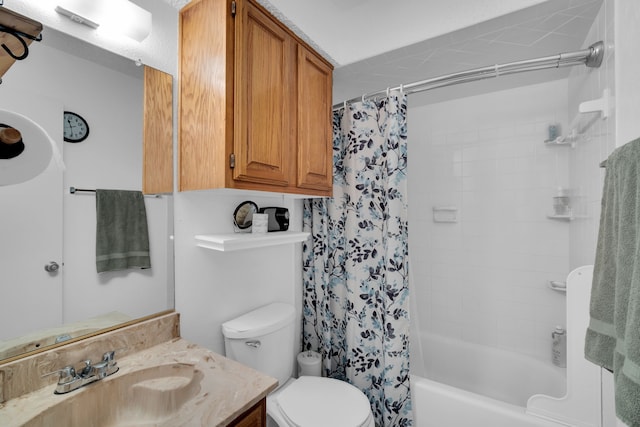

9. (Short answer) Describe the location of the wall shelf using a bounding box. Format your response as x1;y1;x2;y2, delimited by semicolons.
544;134;577;148
547;214;573;221
543;88;613;149
547;214;587;221
195;231;310;252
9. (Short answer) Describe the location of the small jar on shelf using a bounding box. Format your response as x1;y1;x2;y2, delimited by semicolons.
552;187;571;216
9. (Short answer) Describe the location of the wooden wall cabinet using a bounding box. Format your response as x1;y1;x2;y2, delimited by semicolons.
143;66;174;194
179;0;333;196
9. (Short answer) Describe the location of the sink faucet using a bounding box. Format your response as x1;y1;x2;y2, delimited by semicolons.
44;350;119;394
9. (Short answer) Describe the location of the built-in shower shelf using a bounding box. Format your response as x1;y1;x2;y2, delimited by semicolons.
543;89;612;148
547;214;587;221
195;231;310;252
544;136;576;147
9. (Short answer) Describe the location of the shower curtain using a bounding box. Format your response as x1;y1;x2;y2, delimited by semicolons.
302;91;412;427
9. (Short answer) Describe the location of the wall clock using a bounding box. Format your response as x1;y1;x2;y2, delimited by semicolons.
63;111;90;143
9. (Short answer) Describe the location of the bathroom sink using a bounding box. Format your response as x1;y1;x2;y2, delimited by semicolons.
22;363;203;427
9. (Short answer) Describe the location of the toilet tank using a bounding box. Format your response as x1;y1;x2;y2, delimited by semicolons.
221;302;296;387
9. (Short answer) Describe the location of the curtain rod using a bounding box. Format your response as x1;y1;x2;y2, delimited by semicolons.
333;41;605;110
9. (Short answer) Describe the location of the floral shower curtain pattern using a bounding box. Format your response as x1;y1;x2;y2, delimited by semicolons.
302;91;412;427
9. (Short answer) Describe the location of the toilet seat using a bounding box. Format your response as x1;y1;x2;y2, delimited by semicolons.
273;376;373;427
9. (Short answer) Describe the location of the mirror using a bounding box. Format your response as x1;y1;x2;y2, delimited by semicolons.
0;26;174;362
233;201;259;231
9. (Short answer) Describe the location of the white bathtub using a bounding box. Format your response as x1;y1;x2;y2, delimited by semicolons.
411;333;568;427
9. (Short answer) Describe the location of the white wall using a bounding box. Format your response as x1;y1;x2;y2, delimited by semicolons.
614;0;640;146
408;79;570;364
174;191;304;357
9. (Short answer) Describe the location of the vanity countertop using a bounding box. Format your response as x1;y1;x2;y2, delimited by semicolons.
0;338;278;426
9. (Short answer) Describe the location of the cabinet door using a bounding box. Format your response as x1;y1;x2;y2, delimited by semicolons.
143;66;173;194
234;0;295;187
296;45;333;193
228;398;266;427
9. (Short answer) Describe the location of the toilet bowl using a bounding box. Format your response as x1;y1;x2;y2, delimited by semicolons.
221;302;375;427
267;377;375;427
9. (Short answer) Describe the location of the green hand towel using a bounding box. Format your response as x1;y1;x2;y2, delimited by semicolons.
96;189;151;273
585;137;640;427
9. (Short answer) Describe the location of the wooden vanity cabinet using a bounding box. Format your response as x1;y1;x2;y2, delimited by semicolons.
179;0;333;196
228;398;266;427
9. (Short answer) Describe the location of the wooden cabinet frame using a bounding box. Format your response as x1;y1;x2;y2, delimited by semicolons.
179;0;333;196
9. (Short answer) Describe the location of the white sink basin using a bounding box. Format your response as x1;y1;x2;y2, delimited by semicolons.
23;363;203;426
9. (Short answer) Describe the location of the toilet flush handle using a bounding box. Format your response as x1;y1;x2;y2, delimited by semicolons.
245;340;261;348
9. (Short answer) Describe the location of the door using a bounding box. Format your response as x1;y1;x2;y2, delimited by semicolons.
0;92;64;344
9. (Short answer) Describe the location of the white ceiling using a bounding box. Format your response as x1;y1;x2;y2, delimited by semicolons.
167;0;604;105
332;0;604;105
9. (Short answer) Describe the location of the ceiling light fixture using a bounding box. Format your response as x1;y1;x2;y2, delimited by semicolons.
55;0;151;42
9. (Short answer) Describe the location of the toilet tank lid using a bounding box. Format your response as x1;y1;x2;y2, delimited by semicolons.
222;302;295;339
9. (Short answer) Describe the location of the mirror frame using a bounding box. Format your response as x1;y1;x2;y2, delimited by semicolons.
0;310;175;365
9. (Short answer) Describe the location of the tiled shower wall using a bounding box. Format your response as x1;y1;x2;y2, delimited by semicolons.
567;0;615;270
408;79;571;363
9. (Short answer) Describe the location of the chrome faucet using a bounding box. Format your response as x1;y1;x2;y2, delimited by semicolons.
44;350;119;394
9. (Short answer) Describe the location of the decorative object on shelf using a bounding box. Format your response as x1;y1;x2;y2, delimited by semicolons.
232;200;258;232
63;111;89;143
259;206;289;231
432;206;458;223
251;213;268;234
553;187;571;216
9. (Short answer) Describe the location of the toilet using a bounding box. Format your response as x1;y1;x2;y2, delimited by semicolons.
222;302;375;427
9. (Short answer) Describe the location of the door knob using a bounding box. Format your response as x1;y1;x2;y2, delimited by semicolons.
44;261;60;273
